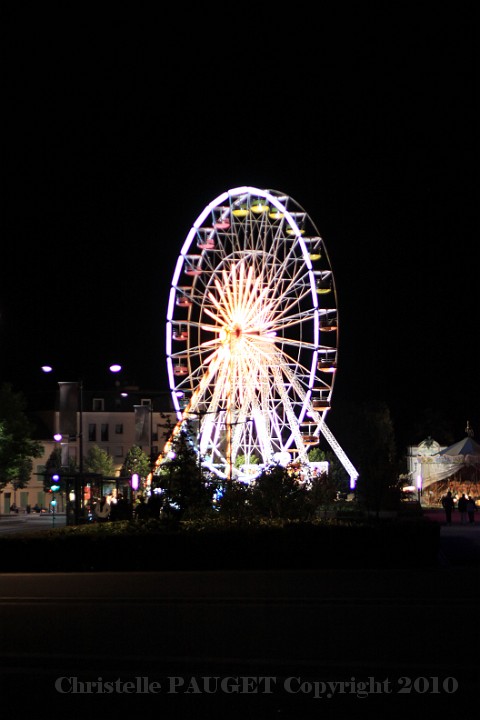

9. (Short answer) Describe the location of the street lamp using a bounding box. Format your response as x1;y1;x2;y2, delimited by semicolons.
131;390;177;492
131;472;139;505
416;474;423;503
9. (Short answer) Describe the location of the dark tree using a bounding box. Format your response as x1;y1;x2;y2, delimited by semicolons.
345;400;401;514
217;480;254;523
157;424;215;520
0;383;43;491
250;463;309;520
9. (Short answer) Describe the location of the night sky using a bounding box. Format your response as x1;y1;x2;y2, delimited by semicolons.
1;10;477;452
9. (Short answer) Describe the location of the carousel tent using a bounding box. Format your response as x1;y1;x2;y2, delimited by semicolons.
438;435;480;460
419;426;480;495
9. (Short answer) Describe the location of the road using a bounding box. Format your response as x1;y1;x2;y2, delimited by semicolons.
0;512;65;534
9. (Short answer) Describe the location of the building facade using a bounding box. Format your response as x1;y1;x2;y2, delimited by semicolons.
1;387;177;515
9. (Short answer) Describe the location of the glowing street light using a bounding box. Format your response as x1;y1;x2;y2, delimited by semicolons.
131;473;139;491
416;474;423;503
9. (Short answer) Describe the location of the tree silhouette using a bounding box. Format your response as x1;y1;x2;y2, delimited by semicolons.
156;424;215;520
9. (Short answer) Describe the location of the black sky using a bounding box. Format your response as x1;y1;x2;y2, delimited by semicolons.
1;10;477;451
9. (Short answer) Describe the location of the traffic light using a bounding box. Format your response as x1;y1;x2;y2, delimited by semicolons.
50;473;61;493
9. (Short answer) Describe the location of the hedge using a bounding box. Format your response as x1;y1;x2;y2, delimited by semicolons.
0;517;440;572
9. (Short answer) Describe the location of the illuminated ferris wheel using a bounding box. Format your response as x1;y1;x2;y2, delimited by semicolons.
164;186;357;485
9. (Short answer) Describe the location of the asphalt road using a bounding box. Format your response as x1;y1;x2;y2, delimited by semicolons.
0;512;64;534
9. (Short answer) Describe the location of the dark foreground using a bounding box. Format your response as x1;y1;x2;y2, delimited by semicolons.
0;512;478;717
0;567;478;717
0;515;441;571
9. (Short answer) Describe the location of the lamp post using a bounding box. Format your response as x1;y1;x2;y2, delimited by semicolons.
131;472;139;506
416;474;423;504
130;390;176;494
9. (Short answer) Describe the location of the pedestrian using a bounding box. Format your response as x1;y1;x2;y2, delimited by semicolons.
94;495;110;523
110;493;131;521
457;493;468;524
147;491;162;520
134;495;149;521
466;496;477;524
441;490;455;525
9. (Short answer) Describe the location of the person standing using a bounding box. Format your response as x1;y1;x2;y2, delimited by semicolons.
441;490;455;525
134;495;149;521
110;493;131;521
466;496;477;524
147;491;162;520
457;493;468;525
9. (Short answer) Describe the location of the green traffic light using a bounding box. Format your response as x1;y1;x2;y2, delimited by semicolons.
50;473;61;492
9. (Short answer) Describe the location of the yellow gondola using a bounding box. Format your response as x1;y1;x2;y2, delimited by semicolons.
250;200;269;214
232;205;249;217
287;225;305;235
316;279;332;294
268;209;284;219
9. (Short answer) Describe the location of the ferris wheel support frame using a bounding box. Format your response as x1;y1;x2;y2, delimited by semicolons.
319;421;359;489
161;185;359;487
